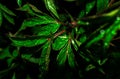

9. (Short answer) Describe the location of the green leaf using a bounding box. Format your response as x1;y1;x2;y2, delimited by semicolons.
57;45;67;66
86;1;95;14
78;10;85;18
44;0;59;19
0;3;16;16
97;0;109;12
0;11;2;26
37;23;60;36
17;0;22;7
104;17;120;48
71;39;78;51
19;15;57;31
12;50;18;57
10;37;47;47
12;73;16;79
39;41;51;71
85;64;95;71
68;45;76;68
0;47;12;59
86;30;105;47
52;35;68;50
3;13;15;24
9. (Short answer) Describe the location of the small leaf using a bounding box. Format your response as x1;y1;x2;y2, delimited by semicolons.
0;11;2;26
86;1;95;14
0;3;16;16
19;15;57;31
17;0;22;7
37;23;60;36
10;37;47;47
3;13;15;24
29;4;43;13
71;39;78;51
57;45;67;66
52;35;68;50
85;64;95;71
44;0;59;18
97;0;109;12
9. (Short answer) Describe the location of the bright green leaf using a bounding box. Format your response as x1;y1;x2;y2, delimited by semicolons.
52;35;68;50
71;39;78;51
10;37;47;47
0;3;16;16
12;50;18;57
37;23;60;36
0;11;2;26
19;15;57;31
44;0;59;18
57;45;67;66
3;13;15;24
86;1;95;14
97;0;109;12
17;0;22;7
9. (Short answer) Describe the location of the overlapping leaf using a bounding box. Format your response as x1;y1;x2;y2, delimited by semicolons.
0;3;16;16
52;35;68;50
97;0;109;12
19;15;59;31
44;0;59;18
10;37;47;47
86;1;95;14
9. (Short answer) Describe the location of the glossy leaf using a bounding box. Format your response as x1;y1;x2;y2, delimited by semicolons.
52;35;68;50
104;17;120;48
37;23;60;36
3;13;15;24
12;50;18;57
86;1;95;14
71;39;78;51
39;41;51;71
10;37;47;47
57;45;67;66
19;15;57;31
17;0;22;7
44;0;59;18
0;3;16;16
97;0;109;12
0;11;2;26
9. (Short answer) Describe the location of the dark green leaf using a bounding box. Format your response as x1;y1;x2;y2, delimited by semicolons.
86;1;95;14
68;45;76;68
10;37;47;47
97;0;109;12
0;11;2;26
12;73;16;79
85;64;95;71
78;10;85;18
44;0;59;18
3;13;15;24
17;0;22;7
39;41;51;71
12;50;18;57
0;3;16;16
0;47;12;59
52;35;68;50
71;39;78;51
